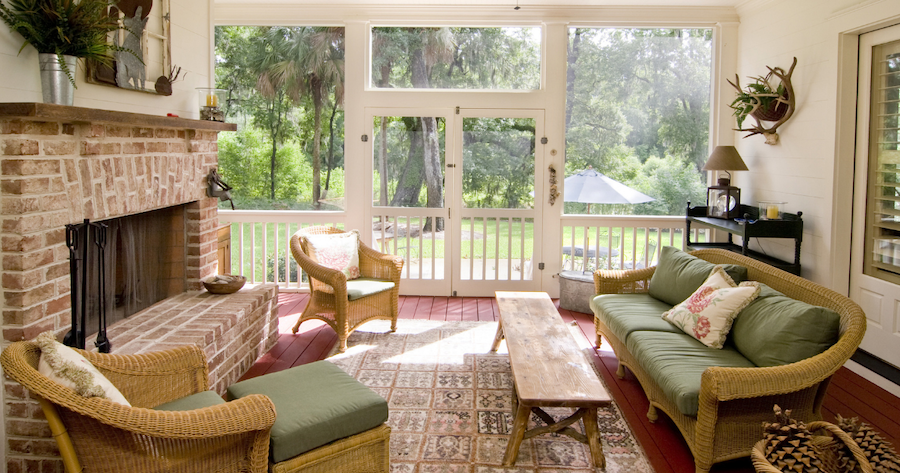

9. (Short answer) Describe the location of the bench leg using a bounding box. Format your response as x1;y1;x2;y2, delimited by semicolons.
503;403;531;466
582;407;606;469
490;319;504;352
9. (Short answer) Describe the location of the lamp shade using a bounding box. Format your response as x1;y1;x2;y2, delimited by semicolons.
702;146;749;172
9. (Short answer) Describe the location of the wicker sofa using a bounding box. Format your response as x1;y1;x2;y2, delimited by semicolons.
591;248;866;473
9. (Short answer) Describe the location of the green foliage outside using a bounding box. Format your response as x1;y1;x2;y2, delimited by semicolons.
214;26;712;218
565;28;712;215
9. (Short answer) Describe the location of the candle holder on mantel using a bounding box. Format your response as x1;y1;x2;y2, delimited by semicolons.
197;88;226;122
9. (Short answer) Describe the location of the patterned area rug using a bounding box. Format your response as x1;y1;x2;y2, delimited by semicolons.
326;320;651;472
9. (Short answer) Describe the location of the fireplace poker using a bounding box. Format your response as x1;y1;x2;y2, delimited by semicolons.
63;223;82;348
93;222;111;353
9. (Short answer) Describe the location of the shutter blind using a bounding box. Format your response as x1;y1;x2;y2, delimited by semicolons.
866;40;900;281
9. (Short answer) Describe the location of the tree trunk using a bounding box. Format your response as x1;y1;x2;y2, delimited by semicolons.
323;101;338;201
379;116;389;206
390;117;424;207
410;47;444;232
312;78;323;209
566;28;582;131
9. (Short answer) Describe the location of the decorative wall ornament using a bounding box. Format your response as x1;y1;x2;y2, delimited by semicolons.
728;57;797;145
115;6;148;89
548;164;560;205
86;0;172;95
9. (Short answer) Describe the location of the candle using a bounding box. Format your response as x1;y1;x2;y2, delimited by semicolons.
206;94;218;107
766;204;779;219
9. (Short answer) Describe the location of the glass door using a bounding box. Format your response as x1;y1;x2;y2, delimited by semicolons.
367;109;454;296
851;25;900;369
450;109;544;296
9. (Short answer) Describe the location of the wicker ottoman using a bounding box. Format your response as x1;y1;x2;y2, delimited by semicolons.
227;361;390;473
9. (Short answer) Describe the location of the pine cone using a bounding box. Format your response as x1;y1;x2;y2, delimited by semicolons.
762;405;825;473
837;415;900;473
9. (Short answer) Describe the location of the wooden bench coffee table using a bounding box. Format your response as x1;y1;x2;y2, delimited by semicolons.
490;291;611;468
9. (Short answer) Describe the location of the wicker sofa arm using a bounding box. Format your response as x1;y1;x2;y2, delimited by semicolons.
593;266;656;295
359;242;403;282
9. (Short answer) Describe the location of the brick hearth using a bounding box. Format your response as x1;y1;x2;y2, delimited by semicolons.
0;104;279;472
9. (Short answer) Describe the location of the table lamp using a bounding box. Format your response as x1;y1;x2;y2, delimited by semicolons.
702;145;749;219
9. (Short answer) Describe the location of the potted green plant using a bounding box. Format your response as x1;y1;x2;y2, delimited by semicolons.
0;0;126;105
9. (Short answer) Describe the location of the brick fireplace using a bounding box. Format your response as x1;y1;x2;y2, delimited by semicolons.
1;103;278;472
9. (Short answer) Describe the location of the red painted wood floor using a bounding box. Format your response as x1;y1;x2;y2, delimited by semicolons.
243;293;900;473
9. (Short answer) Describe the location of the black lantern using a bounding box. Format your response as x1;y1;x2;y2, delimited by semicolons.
702;146;748;220
706;184;741;219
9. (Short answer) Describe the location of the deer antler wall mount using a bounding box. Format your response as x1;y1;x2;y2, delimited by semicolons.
727;57;797;145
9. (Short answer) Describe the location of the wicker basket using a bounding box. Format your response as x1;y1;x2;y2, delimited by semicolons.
751;421;875;473
203;274;247;294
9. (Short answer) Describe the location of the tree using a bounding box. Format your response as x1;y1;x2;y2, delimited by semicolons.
270;27;345;209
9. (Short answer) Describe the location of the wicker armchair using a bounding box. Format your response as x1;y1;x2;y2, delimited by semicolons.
290;226;403;352
0;342;275;473
592;249;867;473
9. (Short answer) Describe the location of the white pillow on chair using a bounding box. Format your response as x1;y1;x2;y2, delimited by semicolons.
35;332;131;406
304;230;362;280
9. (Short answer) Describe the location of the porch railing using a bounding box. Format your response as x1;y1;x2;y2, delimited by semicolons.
217;209;708;290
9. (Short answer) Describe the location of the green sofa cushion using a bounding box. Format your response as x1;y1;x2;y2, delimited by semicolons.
591;293;681;342
346;278;394;301
648;246;749;306
226;360;388;463
152;390;225;411
732;283;841;367
626;330;755;417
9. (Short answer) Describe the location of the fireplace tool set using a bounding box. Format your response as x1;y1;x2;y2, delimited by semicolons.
64;219;111;352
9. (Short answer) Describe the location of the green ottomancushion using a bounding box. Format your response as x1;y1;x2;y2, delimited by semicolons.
226;360;388;463
591;294;681;342
648;246;748;306
153;391;225;411
731;283;841;367
346;278;395;301
626;330;755;416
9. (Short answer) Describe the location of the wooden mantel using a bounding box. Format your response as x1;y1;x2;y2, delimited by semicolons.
0;102;237;131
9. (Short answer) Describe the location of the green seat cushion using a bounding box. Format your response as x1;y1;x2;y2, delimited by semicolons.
346;278;394;301
226;360;388;463
153;391;225;411
648;246;749;306
626;330;755;417
732;283;841;367
591;293;681;342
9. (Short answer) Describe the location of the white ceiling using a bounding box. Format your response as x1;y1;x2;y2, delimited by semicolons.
215;0;746;6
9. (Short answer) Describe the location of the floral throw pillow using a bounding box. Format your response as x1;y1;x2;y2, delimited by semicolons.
662;266;760;349
35;331;131;406
304;230;361;280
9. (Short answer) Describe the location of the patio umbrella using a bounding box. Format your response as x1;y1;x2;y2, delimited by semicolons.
564;168;654;212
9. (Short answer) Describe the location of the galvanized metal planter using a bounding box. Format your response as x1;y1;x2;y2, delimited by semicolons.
39;54;77;106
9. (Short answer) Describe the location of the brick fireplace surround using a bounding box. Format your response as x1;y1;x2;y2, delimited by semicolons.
1;103;279;472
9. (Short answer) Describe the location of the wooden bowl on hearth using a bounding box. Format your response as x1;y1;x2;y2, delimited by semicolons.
203;274;246;294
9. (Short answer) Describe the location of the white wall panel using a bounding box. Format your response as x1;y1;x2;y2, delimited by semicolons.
736;0;900;287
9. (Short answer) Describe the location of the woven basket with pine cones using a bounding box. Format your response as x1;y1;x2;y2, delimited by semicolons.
751;405;874;473
833;416;900;473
